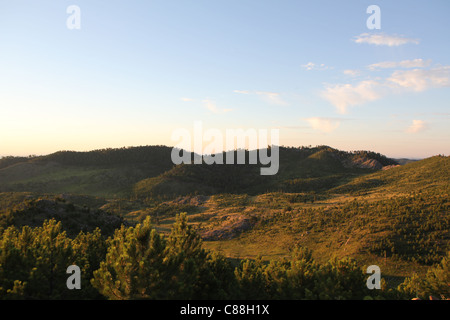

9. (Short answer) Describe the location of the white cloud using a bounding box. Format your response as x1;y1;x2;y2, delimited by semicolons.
387;66;450;92
343;69;361;76
305;117;340;133
301;62;329;71
322;80;384;114
353;33;420;47
368;59;431;71
202;99;232;114
322;66;450;113
180;97;194;102
406;120;427;133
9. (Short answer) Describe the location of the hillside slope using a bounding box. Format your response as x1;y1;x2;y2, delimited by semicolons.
133;146;398;197
0;151;447;284
127;155;449;280
330;155;450;196
0;146;175;197
194;157;449;280
0;145;397;198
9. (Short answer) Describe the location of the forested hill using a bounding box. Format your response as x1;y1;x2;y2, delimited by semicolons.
34;145;174;167
133;145;400;197
0;146;174;170
331;155;450;195
0;147;448;301
0;145;400;197
0;146;176;197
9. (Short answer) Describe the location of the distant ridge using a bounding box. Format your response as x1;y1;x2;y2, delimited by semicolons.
331;155;449;195
393;158;421;165
4;144;438;198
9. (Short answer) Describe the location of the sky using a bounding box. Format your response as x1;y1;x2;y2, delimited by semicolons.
0;0;449;159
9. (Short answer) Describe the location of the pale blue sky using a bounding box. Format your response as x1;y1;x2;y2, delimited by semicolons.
0;0;449;158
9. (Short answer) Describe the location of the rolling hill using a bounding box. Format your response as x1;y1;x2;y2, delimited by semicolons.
330;155;450;196
132;145;400;198
0;145;448;295
0;145;397;198
0;146;175;197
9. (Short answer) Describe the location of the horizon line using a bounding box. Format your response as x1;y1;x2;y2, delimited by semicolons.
0;143;441;161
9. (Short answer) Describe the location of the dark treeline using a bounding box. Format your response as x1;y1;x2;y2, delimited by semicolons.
0;156;37;170
0;146;402;200
282;145;399;166
133;146;395;198
34;145;174;167
1;145;398;170
0;213;447;300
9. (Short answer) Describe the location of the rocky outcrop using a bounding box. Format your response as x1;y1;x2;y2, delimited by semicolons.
382;164;401;170
341;157;383;170
201;214;256;241
173;195;210;206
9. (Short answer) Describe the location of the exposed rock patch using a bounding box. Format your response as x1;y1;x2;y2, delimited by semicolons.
382;164;401;170
173;195;210;206
341;157;383;170
201;214;256;241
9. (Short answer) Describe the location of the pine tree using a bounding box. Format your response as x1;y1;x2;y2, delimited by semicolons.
423;251;450;299
91;213;234;300
71;228;108;299
26;220;73;299
91;216;166;299
235;256;270;299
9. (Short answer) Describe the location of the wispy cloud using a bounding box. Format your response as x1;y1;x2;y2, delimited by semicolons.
273;125;310;130
406;120;427;133
234;90;288;106
181;97;233;114
255;91;288;106
343;69;361;77
387;66;450;92
322;80;384;114
301;62;330;71
322;65;450;113
368;59;431;71
305;117;340;133
353;33;420;47
202;99;232;114
233;90;250;95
